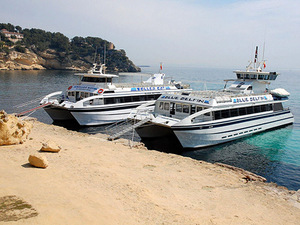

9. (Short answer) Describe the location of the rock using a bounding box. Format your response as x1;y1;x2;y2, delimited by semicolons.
40;140;61;152
28;154;48;168
0;110;32;146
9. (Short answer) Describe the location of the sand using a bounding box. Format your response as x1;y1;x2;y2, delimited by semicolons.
0;119;299;224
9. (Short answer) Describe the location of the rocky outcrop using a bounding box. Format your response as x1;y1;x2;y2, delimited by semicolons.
0;110;32;145
0;51;46;70
0;48;140;72
28;154;48;168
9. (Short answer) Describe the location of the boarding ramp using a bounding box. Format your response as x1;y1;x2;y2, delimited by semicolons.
106;117;151;141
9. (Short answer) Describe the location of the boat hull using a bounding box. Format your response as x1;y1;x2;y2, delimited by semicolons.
172;110;294;148
135;123;174;138
70;103;155;126
43;106;76;121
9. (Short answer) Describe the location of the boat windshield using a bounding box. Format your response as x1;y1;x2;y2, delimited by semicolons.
81;77;112;83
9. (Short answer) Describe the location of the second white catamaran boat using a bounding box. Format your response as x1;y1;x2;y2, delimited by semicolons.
40;63;191;125
130;47;294;148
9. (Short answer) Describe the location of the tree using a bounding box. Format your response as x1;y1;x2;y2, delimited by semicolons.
15;25;22;33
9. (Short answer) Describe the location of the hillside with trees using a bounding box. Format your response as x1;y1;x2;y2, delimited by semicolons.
0;23;141;72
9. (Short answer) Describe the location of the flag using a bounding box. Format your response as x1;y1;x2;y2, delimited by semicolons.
160;63;162;70
263;61;266;68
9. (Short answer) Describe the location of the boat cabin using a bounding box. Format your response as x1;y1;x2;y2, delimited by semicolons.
154;92;285;124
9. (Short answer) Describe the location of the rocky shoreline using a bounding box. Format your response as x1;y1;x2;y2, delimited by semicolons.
0;49;87;71
0;48;140;72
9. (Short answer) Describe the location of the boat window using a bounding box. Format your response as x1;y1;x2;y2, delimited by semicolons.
164;102;170;111
140;96;146;101
214;111;221;120
230;108;238;117
115;98;123;103
103;91;115;94
176;104;182;112
196;106;203;112
237;82;245;88
258;75;264;80
247;86;252;90
261;104;268;112
81;77;112;83
104;97;115;104
221;110;230;118
191;105;196;114
239;108;246;115
245;74;250;79
236;74;241;79
250;74;257;79
159;102;164;110
274;103;283;111
132;96;140;102
146;95;155;100
204;112;211;117
80;92;86;99
268;104;273;111
124;96;132;102
155;94;161;100
183;105;189;113
246;106;254;114
264;75;269;80
254;105;261;113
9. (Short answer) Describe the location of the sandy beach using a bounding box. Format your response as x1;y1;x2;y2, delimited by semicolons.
0;119;300;225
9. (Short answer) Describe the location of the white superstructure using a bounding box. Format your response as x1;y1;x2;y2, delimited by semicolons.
131;48;294;148
40;63;191;125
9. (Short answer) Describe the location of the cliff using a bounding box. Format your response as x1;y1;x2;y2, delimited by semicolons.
0;49;89;71
0;47;141;72
0;23;141;72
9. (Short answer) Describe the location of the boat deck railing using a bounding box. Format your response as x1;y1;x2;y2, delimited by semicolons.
114;81;190;89
179;90;271;99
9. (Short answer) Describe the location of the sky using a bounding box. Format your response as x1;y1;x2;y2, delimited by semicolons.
1;0;300;70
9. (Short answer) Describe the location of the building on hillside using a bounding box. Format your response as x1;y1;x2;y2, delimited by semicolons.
0;29;24;43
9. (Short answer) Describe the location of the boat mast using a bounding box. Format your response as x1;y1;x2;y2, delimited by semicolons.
254;46;258;70
103;44;106;74
262;42;266;70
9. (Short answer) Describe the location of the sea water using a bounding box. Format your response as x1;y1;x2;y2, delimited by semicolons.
0;66;299;190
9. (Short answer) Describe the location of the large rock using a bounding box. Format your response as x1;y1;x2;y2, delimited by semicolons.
28;154;48;168
40;140;61;152
0;110;32;145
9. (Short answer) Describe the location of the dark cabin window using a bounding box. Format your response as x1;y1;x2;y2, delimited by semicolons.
214;111;221;120
239;108;246;115
221;110;230;118
230;108;238;117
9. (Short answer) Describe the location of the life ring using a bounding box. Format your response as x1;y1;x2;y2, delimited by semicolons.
98;88;104;94
68;86;72;90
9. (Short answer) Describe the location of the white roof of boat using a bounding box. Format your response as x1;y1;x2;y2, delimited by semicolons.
167;90;264;99
74;73;119;78
233;70;278;75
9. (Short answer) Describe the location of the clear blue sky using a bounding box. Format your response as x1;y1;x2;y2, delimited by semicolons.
1;0;300;70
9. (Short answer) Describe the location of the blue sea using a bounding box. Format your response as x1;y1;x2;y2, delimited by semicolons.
0;66;299;191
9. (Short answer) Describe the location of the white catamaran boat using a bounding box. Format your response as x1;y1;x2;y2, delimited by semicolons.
130;48;294;148
40;63;191;125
